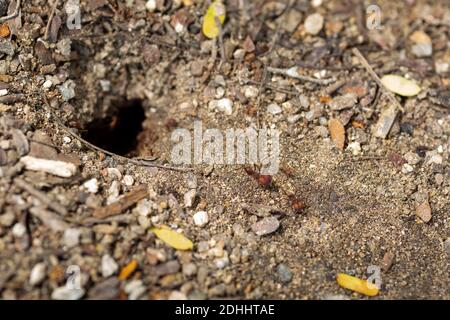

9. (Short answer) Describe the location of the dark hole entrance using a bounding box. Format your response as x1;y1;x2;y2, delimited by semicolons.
83;99;146;156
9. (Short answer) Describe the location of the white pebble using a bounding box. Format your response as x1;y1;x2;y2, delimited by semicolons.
216;98;233;115
125;280;146;300
244;86;259;99
83;178;99;194
136;199;152;216
63;228;81;248
267;103;282;115
43;80;53;89
51;286;85;300
145;0;156;12
214;256;230;269
346;142;361;155
215;87;225;99
106;180;121;204
193;211;209;227
426;154;443;165
12;222;26;237
122;175;134;186
402;163;414;173
101;254;119;277
106;168;122;180
184;189;196;208
169;291;187;300
29;263;47;286
304;13;324;35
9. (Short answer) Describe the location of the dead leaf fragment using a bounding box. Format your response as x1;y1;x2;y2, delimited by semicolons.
0;24;10;38
118;260;138;281
381;75;421;97
202;1;226;39
336;273;379;297
151;225;193;250
328;118;345;150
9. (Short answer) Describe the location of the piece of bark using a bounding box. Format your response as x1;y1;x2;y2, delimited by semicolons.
20;155;77;177
93;184;148;219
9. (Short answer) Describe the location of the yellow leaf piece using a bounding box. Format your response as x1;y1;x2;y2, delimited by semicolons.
202;1;226;39
381;74;421;97
151;225;193;250
118;260;138;280
336;273;379;297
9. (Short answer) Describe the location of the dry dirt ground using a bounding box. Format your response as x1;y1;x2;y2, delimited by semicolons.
0;0;448;300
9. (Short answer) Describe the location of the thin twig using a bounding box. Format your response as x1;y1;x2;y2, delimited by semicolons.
352;48;404;112
44;0;60;40
41;94;193;172
215;16;226;69
0;0;21;23
13;177;68;216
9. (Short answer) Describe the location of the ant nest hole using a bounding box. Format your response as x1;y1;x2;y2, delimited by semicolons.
82;98;163;158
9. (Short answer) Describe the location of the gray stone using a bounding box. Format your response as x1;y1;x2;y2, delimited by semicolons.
276;264;293;283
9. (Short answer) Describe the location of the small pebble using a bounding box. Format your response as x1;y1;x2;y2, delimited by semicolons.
137;215;151;228
12;222;26;237
58;80;76;101
216;98;233;115
29;263;47;286
122;175;134;186
244;86;259;99
145;0;156;12
101;254;119;277
124;280;146;300
381;251;395;271
169;291;187;300
251;217;280;236
136;199;152;216
182;263;197;276
276;264;293;283
214;256;230;269
51;286;85;300
402;163;414;173
304;13;324;35
267;103;282;115
416;201;432;223
63;228;81;248
83;178;99;194
404;151;421;165
184;189;196;208
193;211;209;227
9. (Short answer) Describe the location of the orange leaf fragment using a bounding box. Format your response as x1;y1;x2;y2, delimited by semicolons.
0;24;10;38
328;118;345;151
118;260;138;280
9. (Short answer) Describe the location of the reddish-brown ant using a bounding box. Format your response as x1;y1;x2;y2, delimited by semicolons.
244;165;272;188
